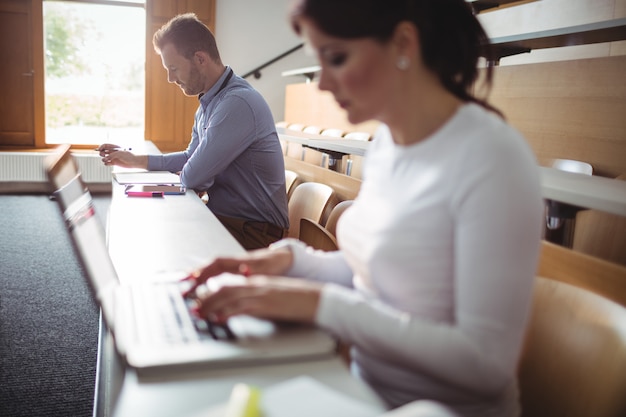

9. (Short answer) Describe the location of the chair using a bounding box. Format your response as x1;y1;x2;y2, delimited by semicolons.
302;125;324;135
518;276;626;417
284;169;299;200
537;240;626;307
286;123;305;132
544;159;593;247
284;123;306;160
572;173;626;266
287;182;335;238
275;121;290;154
299;218;338;251
320;128;345;138
550;158;593;175
344;131;372;141
325;200;354;237
286;142;304;160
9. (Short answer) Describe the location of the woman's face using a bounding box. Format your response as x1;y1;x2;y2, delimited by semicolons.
298;19;396;125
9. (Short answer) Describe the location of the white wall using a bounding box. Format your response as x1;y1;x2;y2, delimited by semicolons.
215;0;318;122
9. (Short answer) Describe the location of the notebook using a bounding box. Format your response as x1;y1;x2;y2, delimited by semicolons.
113;170;182;185
45;145;337;375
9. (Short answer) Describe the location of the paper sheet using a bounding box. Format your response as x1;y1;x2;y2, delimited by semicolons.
113;171;181;185
201;375;384;417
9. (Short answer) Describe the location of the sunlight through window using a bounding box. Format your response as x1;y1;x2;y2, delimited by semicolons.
43;1;145;146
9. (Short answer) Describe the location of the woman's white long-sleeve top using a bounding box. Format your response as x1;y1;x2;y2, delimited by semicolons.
283;103;544;417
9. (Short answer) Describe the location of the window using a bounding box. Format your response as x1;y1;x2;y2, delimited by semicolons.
43;0;145;146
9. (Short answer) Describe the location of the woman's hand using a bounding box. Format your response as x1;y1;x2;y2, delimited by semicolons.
194;276;324;324
183;246;294;296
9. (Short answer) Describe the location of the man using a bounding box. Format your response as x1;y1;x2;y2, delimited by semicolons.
98;13;289;250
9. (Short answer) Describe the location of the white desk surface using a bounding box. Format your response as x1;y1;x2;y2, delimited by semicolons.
98;171;384;417
277;127;369;156
539;167;626;217
278;130;626;216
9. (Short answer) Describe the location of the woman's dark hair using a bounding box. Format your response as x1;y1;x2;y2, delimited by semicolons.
153;13;221;63
290;0;499;114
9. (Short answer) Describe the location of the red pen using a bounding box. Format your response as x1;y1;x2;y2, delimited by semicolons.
127;191;164;198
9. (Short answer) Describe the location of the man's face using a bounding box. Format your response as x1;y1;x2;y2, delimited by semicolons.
160;43;205;96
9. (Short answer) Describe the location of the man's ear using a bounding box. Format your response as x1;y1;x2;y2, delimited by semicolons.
194;51;209;66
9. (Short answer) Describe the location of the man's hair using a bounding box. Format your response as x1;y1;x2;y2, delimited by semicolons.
153;13;221;63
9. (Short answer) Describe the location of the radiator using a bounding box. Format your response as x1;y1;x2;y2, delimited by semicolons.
0;151;113;184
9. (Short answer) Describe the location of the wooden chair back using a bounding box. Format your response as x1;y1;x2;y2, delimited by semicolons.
286;142;304;160
537;240;626;307
320;128;345;138
299;218;338;251
343;131;372;141
518;276;626;417
287;182;334;238
285;170;299;200
325;199;354;237
286;123;305;132
302;125;323;135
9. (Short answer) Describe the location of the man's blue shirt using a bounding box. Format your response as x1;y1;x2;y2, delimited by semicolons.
147;67;289;228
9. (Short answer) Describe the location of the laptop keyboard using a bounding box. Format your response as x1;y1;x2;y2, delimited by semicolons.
130;283;236;345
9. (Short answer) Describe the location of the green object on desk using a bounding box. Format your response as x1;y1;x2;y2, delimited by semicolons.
225;383;262;417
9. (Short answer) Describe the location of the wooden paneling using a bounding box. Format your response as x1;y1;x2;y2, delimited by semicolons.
151;0;176;18
488;55;626;178
0;0;34;146
144;0;215;153
184;0;214;24
285;82;380;136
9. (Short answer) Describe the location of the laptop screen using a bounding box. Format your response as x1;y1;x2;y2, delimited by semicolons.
46;145;119;330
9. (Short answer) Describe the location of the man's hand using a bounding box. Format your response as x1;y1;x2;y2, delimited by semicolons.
96;144;148;169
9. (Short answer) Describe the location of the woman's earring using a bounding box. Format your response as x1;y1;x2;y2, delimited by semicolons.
396;56;410;71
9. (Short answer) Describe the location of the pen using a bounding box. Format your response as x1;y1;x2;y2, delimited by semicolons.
127;191;164;198
94;147;132;152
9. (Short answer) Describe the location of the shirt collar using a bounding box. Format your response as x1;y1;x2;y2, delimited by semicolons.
199;66;232;104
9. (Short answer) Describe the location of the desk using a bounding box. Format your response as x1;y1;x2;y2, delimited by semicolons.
539;167;626;217
95;162;384;417
277;127;369;157
278;130;626;216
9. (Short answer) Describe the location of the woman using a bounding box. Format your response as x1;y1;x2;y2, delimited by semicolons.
187;1;543;416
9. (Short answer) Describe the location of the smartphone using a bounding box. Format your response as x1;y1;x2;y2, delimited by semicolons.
125;184;186;195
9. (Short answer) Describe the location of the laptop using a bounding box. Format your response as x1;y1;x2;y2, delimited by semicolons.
45;145;337;375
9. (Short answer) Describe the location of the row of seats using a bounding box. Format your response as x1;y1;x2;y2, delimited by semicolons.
284;169;353;249
277;121;369;179
276;121;372;141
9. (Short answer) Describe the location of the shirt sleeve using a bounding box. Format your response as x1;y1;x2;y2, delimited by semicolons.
146;107;201;173
272;238;354;287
